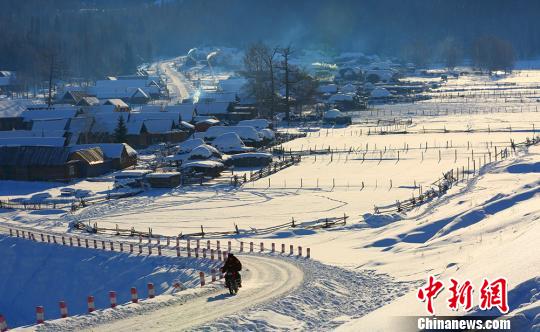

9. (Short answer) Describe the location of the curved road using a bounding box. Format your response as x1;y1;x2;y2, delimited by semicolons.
84;255;303;331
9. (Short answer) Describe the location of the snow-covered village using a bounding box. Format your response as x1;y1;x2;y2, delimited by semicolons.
0;1;539;331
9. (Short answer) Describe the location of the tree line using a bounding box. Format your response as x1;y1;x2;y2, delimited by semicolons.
1;0;538;88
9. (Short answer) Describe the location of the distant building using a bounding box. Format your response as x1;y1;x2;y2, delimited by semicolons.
0;146;111;181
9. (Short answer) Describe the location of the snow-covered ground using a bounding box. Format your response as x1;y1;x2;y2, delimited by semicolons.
0;235;220;328
1;68;540;330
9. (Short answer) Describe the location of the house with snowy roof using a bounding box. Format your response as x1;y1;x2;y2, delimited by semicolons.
0;145;112;181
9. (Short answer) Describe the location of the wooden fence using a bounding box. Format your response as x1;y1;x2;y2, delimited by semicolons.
74;213;349;240
373;135;540;214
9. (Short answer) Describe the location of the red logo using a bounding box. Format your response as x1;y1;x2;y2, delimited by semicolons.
417;276;509;315
479;278;509;314
417;276;444;315
448;278;474;311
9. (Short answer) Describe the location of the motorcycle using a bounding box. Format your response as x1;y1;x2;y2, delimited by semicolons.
224;271;240;295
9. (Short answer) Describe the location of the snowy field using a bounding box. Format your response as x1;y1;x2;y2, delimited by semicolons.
1;69;539;330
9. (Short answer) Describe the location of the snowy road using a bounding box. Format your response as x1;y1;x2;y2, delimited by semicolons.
83;255;303;331
158;60;192;102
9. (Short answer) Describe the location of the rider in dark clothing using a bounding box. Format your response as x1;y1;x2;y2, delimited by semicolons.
221;253;242;287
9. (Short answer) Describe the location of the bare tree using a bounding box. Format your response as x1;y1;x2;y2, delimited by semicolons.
242;42;279;118
279;45;293;120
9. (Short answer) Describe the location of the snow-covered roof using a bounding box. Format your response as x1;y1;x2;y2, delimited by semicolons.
68;117;93;133
317;84;338;94
323;109;346;119
143;119;174;134
103;99;129;108
204;126;262;142
259;128;275;140
0;99;40;118
218;78;247;93
0;137;66;147
180;121;195;130
211;132;253;153
136;104;196;122
195;102;230;115
146;172;181;179
0;130;65;138
370;87;392;98
31;118;69;132
328;93;355;103
365;69;395;82
177;138;205;154
237;119;270;130
229;152;272;160
22;108;78;121
181;160;224;169
84;105;117;115
71;143;137;159
91;112;129;134
199;91;237;103
132;88;150;99
127;121;144;135
188;144;221;160
340;83;357;94
130;112;180;125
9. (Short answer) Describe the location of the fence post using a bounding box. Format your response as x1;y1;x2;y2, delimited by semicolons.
272;243;275;253
36;306;45;324
250;242;254;253
176;246;180;257
211;249;215;260
158;245;162;256
59;301;68;318
147;283;155;298
290;244;294;255
281;243;285;254
240;241;244;252
202;248;207;258
307;248;311;258
87;296;95;312
199;272;205;287
298;246;302;257
85;239;89;248
131;287;138;303
228;241;232;252
260;242;264;252
109;291;117;308
0;314;8;331
212;269;216;282
110;242;114;251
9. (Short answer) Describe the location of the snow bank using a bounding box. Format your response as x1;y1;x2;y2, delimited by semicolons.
0;236;217;328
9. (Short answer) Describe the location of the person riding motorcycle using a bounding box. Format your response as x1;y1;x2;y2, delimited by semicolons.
221;253;242;287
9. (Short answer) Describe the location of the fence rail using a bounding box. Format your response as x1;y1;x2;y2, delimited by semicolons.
373;135;540;214
74;213;348;240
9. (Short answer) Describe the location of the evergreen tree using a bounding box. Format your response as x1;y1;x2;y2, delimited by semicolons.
114;116;128;143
